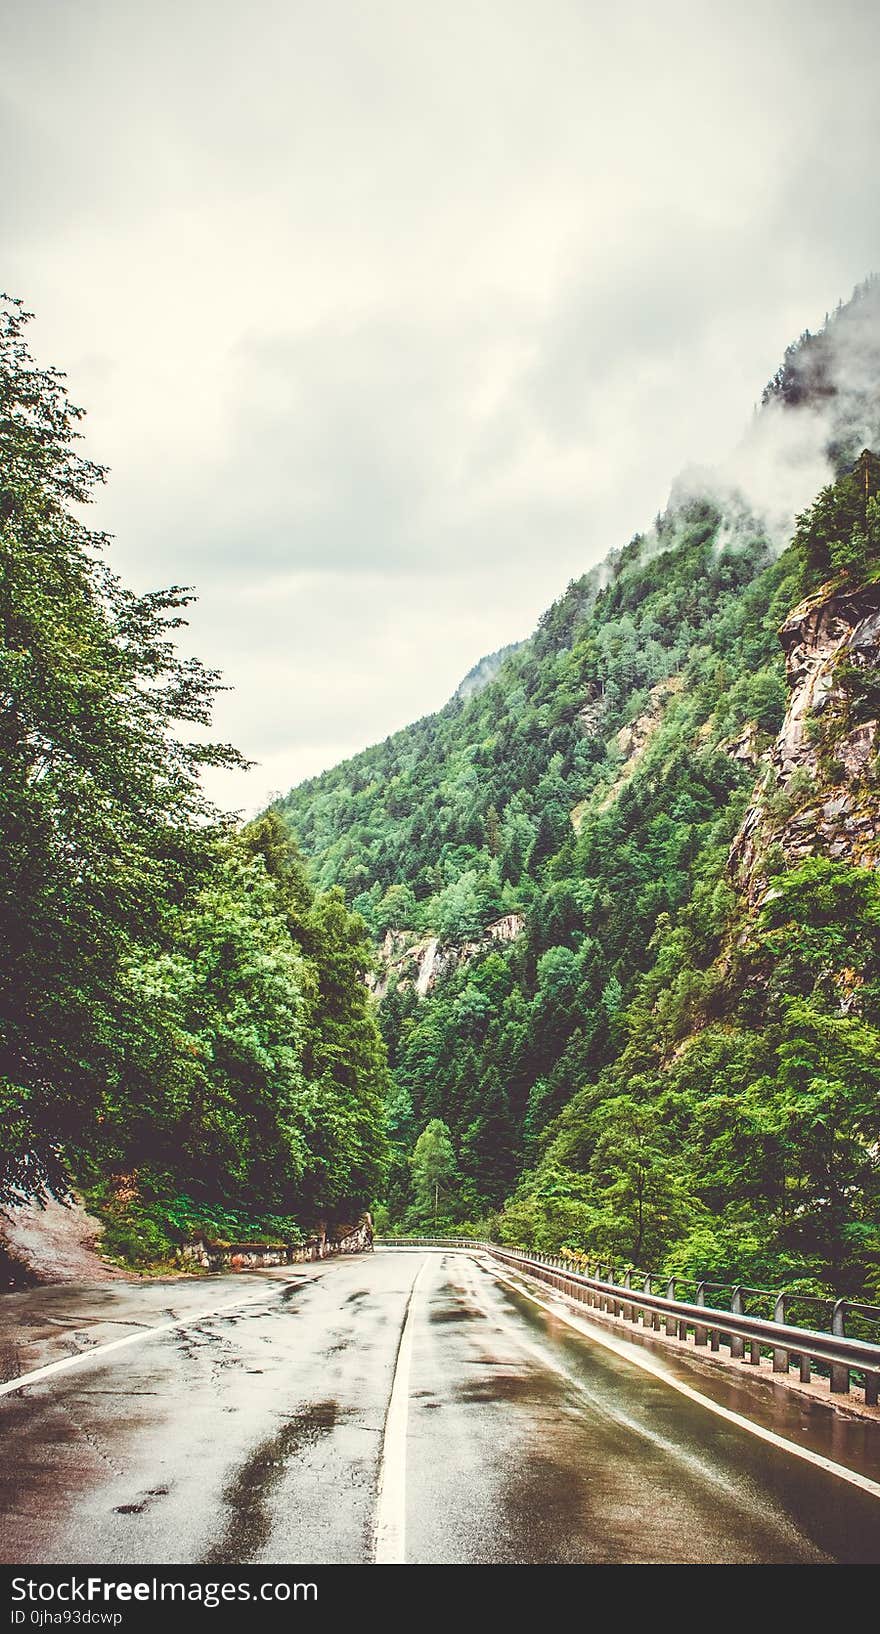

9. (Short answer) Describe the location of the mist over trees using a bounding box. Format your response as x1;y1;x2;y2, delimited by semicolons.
280;288;880;1298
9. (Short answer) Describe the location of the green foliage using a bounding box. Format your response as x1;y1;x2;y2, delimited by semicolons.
0;299;387;1238
84;1181;308;1269
410;1118;457;1225
282;440;880;1297
792;451;880;590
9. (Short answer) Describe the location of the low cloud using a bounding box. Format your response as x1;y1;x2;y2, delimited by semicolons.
666;280;880;554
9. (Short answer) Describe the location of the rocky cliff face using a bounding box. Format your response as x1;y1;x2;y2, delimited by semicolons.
571;676;682;830
368;913;525;1001
731;577;880;903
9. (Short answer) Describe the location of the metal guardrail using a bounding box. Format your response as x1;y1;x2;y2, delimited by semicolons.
384;1237;481;1248
377;1237;880;1404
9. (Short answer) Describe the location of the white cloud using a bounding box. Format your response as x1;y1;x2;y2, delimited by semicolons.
3;0;880;811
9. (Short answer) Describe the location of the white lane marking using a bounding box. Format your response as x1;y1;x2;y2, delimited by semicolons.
0;1280;303;1398
489;1264;880;1502
465;1263;805;1530
373;1255;430;1565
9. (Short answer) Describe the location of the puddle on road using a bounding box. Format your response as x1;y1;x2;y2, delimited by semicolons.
456;1370;550;1406
279;1279;314;1303
429;1306;486;1324
200;1400;340;1565
505;1277;880;1485
114;1484;170;1517
491;1274;880;1563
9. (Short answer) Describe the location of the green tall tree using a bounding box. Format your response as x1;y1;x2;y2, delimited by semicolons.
411;1118;457;1225
0;300;389;1242
0;294;243;1204
242;810;390;1218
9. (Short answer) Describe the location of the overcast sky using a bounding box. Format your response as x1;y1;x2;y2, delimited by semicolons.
3;0;880;811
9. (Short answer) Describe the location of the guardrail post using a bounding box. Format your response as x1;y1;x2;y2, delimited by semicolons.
665;1278;677;1338
831;1302;850;1395
865;1371;879;1406
730;1288;745;1360
694;1282;708;1346
773;1294;789;1375
622;1269;633;1322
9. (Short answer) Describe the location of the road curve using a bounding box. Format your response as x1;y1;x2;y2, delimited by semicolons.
0;1249;878;1565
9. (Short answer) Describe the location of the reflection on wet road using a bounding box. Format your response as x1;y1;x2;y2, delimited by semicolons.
0;1250;878;1564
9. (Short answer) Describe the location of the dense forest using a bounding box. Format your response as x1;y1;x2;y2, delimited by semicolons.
0;296;388;1262
279;279;880;1300
5;279;880;1295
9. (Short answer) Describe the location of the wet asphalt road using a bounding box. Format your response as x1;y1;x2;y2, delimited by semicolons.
1;1249;879;1565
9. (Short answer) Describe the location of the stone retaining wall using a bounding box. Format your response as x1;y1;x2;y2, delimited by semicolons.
178;1217;373;1271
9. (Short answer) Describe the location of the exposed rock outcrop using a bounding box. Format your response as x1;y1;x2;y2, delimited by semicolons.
570;677;683;831
577;685;608;737
588;676;683;820
0;1195;135;1285
718;721;763;768
368;913;525;1001
730;578;880;903
614;677;683;761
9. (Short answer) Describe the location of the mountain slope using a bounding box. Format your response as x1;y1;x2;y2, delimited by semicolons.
454;642;523;701
505;457;880;1295
277;283;880;1295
